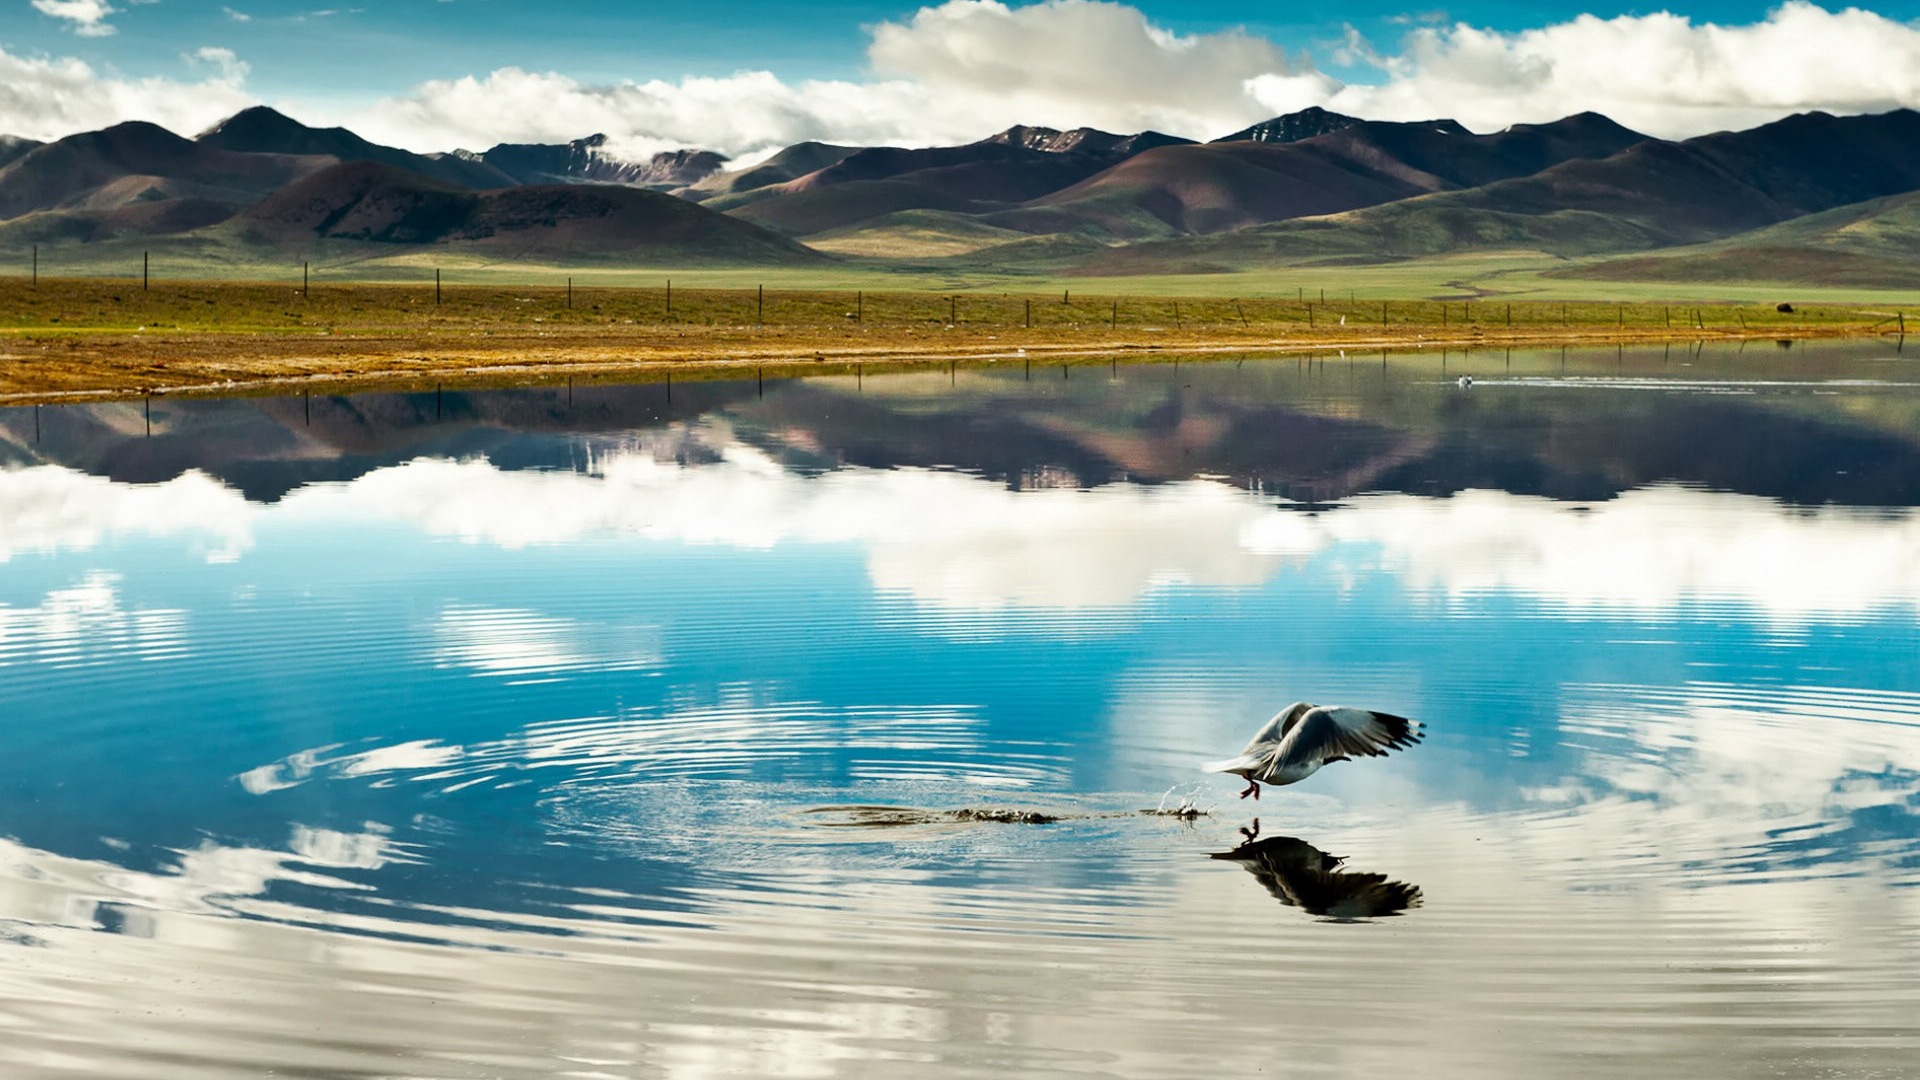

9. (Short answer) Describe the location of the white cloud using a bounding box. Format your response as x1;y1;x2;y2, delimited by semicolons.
6;1;1920;154
186;45;249;84
0;42;252;142
31;0;120;37
864;0;1313;137
342;1;1920;156
1283;2;1920;139
344;0;1320;156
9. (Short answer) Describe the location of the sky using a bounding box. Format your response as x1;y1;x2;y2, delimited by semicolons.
4;0;1920;160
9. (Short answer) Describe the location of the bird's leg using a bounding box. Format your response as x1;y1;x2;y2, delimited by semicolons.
1240;818;1261;843
1238;778;1260;800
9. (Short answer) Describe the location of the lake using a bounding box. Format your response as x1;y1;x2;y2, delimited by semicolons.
2;340;1918;1078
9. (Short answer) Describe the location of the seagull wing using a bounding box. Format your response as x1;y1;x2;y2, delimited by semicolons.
1202;703;1313;773
1271;706;1422;772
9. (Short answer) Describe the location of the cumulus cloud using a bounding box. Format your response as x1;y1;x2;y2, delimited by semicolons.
31;0;120;37
345;0;1308;157
186;45;249;84
1284;2;1920;138
6;1;1920;154
0;42;253;142
864;0;1315;138
335;1;1920;157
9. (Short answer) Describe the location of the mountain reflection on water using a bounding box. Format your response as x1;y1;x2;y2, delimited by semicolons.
1;340;1919;1079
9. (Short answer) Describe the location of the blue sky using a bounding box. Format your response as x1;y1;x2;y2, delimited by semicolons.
5;1;1920;155
18;1;1913;90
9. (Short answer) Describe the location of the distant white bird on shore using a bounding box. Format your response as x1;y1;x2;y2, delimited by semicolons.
1204;703;1423;800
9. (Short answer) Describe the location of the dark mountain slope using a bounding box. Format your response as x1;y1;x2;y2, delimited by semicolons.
479;135;727;189
731;126;1191;235
998;140;1433;238
685;141;860;201
198;106;516;189
0;135;43;170
0;121;328;220
728;179;1003;236
1020;112;1648;240
1214;107;1365;144
1307;107;1920;258
1560;188;1920;287
231;160;823;263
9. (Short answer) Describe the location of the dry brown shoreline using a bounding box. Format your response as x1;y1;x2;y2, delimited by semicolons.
0;321;1896;405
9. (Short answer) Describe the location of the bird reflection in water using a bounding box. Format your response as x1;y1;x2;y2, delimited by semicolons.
1212;822;1422;921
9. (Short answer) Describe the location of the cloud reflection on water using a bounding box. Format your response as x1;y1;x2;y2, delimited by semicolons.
7;451;1920;622
0;571;189;669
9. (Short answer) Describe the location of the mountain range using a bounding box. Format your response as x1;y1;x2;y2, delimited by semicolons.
2;104;1919;284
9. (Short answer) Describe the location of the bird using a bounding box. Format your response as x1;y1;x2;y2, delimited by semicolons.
1203;703;1423;800
1211;831;1422;919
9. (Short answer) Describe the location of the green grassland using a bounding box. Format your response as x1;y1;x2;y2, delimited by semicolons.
4;229;1917;309
0;274;1906;337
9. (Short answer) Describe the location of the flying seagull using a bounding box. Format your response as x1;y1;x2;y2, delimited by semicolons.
1204;703;1423;800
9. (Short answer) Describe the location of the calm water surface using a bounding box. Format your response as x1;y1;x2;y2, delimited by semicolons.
2;341;1919;1078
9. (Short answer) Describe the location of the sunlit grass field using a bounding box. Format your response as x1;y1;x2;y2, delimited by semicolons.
0;274;1906;336
5;239;1918;308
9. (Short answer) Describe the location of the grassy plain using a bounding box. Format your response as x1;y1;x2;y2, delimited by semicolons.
10;237;1920;305
1;274;1908;403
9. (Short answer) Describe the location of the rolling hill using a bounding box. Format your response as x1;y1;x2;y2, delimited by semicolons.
478;136;728;189
0;135;42;171
683;141;860;201
8;104;1920;286
727;125;1192;236
1557;188;1920;287
0;121;327;221
197;106;516;189
1214;106;1365;144
1065;107;1920;273
1005;112;1650;242
229;159;823;263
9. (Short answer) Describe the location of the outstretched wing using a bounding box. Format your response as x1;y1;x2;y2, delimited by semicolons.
1239;702;1313;755
1271;707;1422;771
1202;702;1313;773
